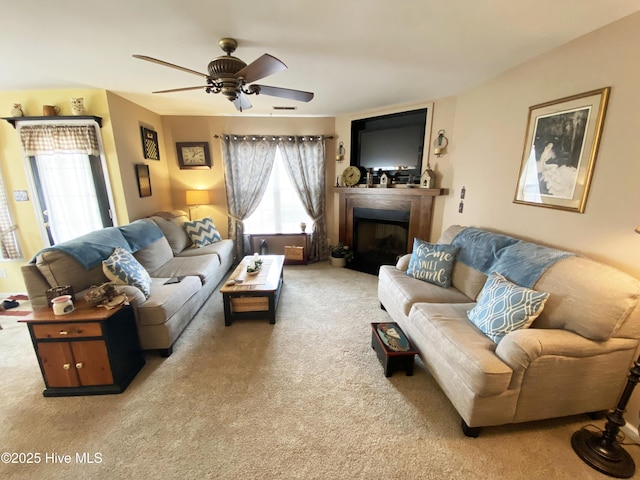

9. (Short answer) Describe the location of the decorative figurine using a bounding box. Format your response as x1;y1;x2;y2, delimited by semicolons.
10;103;23;117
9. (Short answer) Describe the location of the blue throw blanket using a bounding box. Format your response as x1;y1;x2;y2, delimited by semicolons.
32;219;164;270
452;227;574;288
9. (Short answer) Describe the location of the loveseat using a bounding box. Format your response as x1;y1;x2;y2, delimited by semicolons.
21;211;234;356
378;225;640;436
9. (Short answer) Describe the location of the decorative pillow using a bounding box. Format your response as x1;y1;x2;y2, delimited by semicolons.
467;272;550;343
102;247;152;299
406;238;458;288
183;217;222;248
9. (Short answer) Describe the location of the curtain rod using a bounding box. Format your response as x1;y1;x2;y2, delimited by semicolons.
212;134;334;139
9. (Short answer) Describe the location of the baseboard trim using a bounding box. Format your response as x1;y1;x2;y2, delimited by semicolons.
622;422;640;445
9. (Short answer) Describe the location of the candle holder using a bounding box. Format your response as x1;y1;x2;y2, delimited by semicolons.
571;356;640;478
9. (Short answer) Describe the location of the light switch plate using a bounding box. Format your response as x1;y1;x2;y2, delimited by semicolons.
14;190;29;201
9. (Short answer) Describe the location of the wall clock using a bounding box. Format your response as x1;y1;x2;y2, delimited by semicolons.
176;142;212;169
342;166;362;186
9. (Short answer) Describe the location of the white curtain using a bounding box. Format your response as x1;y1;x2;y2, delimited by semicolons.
220;135;278;259
278;136;328;262
0;168;21;259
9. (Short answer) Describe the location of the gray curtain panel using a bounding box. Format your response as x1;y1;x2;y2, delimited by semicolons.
220;135;277;260
278;136;328;262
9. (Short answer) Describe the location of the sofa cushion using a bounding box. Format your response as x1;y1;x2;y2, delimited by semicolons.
177;238;234;261
184;217;222;248
133;236;174;274
406;238;458;288
149;213;192;255
150;254;221;285
35;250;108;292
408;302;513;396
378;264;472;317
533;256;640;341
468;272;549;344
102;247;152;298
136;276;201;326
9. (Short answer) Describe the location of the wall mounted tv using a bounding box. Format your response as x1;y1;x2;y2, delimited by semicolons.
350;108;427;183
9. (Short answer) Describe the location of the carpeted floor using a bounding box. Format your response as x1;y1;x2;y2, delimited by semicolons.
1;262;638;479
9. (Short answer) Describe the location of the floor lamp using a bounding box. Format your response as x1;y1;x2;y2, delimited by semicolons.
571;355;640;478
186;189;210;220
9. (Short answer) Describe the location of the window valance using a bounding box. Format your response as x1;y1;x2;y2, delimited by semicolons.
19;124;100;156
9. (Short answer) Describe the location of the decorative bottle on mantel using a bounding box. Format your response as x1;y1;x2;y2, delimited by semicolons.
259;239;269;255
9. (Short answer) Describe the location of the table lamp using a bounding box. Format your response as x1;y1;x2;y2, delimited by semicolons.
186;189;210;220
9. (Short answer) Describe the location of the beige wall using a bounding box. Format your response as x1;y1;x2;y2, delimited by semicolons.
106;92;172;221
161;115;335;239
0;89;127;293
441;13;640;279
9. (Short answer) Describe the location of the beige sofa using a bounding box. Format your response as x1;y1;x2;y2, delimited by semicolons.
378;225;640;436
21;211;234;356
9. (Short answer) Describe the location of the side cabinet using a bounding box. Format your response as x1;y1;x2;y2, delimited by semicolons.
21;304;145;397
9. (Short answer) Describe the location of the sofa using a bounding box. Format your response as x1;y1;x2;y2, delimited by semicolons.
21;211;234;356
378;225;640;436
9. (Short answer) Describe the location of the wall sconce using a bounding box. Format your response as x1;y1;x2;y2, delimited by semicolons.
186;189;211;220
336;141;345;162
433;130;449;157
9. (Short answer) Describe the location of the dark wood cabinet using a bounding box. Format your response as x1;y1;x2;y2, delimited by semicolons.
21;303;144;397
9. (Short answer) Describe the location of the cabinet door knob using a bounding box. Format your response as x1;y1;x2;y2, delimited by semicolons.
75;362;84;369
63;363;71;370
59;330;68;335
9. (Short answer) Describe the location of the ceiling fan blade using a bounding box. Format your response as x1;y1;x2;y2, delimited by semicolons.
133;54;209;79
235;54;287;83
232;92;253;112
152;86;208;94
253;85;314;102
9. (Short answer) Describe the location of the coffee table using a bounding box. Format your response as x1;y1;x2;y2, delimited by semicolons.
221;255;285;326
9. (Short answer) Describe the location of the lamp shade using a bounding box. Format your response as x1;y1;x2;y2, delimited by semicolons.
636;225;640;234
186;190;210;206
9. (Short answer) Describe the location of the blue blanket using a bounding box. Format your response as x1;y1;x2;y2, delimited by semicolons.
452;227;574;288
32;219;164;270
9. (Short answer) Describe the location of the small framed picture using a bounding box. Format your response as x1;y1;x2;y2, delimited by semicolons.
513;87;610;213
176;142;212;169
141;126;160;160
136;164;152;197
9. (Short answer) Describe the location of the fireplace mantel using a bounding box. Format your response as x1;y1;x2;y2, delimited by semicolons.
334;187;444;254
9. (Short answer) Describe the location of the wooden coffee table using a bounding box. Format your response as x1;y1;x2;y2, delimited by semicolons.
221;255;285;326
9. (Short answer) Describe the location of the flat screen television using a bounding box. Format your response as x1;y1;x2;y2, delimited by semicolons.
350;108;427;183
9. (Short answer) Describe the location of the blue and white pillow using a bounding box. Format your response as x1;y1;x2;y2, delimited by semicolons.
184;217;222;248
467;272;549;343
406;238;458;288
102;247;152;299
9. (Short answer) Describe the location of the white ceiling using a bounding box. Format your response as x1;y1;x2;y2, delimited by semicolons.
2;1;639;117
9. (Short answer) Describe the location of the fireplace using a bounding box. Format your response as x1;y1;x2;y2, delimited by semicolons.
352;207;410;274
335;187;443;275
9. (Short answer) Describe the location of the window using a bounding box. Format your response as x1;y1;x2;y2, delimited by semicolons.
19;121;114;246
244;147;312;234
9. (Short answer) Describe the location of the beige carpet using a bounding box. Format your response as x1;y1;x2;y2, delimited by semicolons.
1;262;638;479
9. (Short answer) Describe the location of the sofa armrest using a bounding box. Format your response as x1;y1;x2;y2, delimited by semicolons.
496;328;637;373
396;254;412;272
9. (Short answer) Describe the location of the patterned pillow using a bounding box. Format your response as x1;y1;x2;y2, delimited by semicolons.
406;238;458;288
183;217;222;248
102;247;152;299
467;272;550;343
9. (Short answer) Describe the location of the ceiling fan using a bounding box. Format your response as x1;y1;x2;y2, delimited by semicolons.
133;38;314;112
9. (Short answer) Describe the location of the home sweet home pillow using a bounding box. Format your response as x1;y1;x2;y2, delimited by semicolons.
406;238;458;288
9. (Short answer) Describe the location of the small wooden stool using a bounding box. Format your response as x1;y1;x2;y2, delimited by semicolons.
371;322;418;377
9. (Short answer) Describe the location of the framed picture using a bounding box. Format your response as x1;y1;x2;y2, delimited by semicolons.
176;141;212;169
513;87;610;213
136;164;152;197
141;126;160;160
